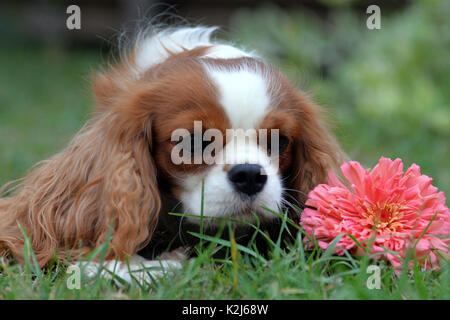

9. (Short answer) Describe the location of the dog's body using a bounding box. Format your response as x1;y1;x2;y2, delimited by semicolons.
0;26;345;281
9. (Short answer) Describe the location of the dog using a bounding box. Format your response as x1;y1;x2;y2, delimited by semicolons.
0;26;345;283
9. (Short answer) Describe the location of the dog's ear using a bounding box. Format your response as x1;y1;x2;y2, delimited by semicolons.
92;64;136;111
286;94;347;206
0;81;161;267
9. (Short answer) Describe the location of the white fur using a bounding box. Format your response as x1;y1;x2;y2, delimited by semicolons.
134;27;253;74
78;255;182;286
205;67;271;130
181;132;282;225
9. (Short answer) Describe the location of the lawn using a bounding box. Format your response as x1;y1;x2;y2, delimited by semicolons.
0;1;449;299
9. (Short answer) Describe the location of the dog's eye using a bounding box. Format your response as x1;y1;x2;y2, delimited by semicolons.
267;134;290;155
278;135;289;153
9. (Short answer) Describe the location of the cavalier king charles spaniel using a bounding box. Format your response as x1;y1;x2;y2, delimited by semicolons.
0;26;345;283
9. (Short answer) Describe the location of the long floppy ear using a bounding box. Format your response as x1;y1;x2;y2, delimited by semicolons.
287;96;347;206
0;76;160;267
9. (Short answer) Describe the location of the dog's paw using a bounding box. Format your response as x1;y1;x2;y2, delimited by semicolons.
74;255;183;287
159;246;190;261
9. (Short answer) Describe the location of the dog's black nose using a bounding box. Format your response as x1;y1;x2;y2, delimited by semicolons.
228;164;267;196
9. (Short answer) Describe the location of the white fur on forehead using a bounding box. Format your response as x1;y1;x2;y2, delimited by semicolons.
133;26;254;73
205;66;272;130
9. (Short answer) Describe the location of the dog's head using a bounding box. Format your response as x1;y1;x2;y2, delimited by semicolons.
93;27;345;227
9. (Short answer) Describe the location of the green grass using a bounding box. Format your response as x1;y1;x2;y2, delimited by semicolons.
0;46;98;186
1;209;448;299
0;1;449;299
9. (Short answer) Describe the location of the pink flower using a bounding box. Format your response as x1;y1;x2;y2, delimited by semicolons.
300;157;450;270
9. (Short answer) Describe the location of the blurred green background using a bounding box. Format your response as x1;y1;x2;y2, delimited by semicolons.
0;0;449;196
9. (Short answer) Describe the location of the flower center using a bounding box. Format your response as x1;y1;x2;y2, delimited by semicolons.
363;202;405;231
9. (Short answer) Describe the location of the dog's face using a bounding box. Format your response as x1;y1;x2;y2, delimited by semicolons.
148;58;297;224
